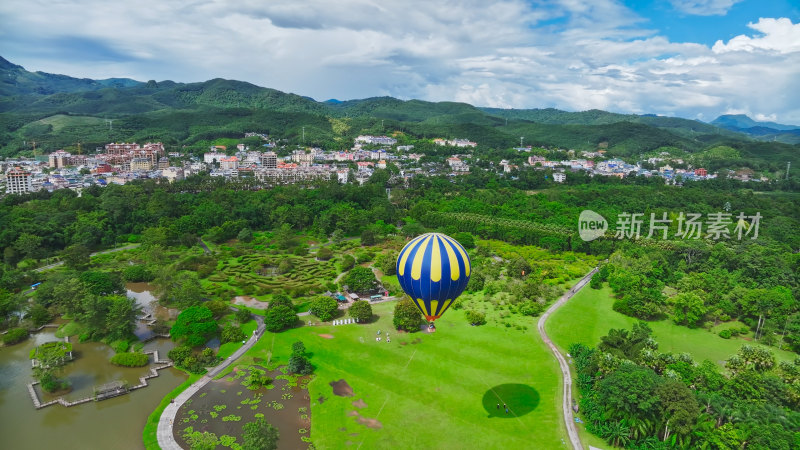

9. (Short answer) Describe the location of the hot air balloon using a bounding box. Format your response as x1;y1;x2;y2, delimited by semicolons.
396;232;471;324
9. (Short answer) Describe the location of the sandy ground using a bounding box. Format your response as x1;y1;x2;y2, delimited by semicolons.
232;295;269;309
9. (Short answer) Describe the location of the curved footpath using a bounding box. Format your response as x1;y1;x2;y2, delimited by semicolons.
157;315;265;450
537;268;598;450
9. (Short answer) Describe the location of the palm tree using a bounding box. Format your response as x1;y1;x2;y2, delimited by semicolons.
607;419;631;447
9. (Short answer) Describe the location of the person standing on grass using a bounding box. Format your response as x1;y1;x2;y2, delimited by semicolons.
496;403;500;410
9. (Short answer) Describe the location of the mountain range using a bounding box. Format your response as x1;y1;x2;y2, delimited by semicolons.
0;56;797;174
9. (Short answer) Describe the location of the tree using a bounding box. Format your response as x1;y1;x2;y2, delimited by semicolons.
656;380;700;442
277;258;294;274
242;417;279;450
393;298;423;331
62;244;90;270
453;232;475;249
171;306;218;347
292;341;306;355
310;296;338;322
80;271;124;296
205;299;229;318
288;353;313;374
360;229;377;246
235;308;252;324
670;292;707;327
263;305;296;332
349;300;372;322
343;266;378;293
123;264;154;282
26;303;52;327
237;227;253;243
510;257;531;278
268;294;293;310
596;364;663;422
380;251;398;276
221;324;246;343
105;296;140;341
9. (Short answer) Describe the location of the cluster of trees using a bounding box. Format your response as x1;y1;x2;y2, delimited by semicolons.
572;324;800;448
32;270;140;342
601;238;799;351
167;345;218;374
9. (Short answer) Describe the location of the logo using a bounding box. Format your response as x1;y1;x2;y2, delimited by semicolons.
579;210;607;242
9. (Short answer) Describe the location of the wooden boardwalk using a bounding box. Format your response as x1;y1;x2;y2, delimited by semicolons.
27;350;173;409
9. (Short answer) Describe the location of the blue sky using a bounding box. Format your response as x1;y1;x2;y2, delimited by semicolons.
1;0;799;124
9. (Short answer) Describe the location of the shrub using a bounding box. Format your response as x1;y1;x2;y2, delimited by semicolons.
719;329;732;339
2;327;28;345
205;300;229;318
110;352;150;367
317;247;333;261
268;294;293;310
465;310;487;325
340;254;355;271
123;265;154;282
310;296;338;322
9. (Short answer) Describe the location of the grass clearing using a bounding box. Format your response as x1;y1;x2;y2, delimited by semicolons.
231;301;566;449
546;284;797;367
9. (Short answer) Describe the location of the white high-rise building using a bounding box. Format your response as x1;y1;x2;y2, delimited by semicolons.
6;167;33;194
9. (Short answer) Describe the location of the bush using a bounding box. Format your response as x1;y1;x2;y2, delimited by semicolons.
519;301;545;317
237;228;253;243
110;352;150;367
465;310;487;325
348;300;372;322
719;329;732;339
317;247;333;260
340;254;355;271
2;327;28;345
310;297;338;322
205;300;230;318
288;354;313;375
123;265;154;282
277;259;294;274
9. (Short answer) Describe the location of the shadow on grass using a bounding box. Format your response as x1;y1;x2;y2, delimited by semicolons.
482;384;539;418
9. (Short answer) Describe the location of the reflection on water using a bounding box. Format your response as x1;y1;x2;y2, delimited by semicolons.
127;282;178;341
0;284;187;450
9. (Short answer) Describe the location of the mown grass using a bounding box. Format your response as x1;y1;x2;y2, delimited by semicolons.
222;301;567;449
546;284;797;367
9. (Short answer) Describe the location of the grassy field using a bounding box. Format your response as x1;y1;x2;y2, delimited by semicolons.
546;284;797;367
226;301;569;449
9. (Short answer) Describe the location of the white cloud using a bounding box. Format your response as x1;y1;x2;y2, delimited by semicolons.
0;1;798;124
668;0;743;16
713;17;800;54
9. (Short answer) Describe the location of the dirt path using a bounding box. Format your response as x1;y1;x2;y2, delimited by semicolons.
537;268;597;450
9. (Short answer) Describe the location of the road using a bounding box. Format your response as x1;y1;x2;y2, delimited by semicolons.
156;314;265;450
33;244;141;273
537;268;598;450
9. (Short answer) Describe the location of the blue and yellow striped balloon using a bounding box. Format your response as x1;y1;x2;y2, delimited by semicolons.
396;233;471;322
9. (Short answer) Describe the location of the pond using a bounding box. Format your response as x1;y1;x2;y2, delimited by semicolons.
174;367;311;449
0;284;187;450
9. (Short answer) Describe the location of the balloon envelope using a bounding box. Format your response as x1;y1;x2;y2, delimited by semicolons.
396;233;471;321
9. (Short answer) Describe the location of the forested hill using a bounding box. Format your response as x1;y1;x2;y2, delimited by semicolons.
1;56;798;173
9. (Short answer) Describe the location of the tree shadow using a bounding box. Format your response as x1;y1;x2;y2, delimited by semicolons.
482;384;539;418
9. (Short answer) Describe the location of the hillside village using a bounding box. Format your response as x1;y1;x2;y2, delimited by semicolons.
1;131;735;196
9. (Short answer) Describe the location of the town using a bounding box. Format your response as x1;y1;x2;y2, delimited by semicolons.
1;132;732;196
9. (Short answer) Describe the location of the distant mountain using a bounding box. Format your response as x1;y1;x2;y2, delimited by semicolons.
712;114;799;131
711;114;800;144
1;55;797;175
0;56;141;97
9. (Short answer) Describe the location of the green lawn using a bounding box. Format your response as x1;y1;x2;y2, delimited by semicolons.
230;302;568;449
546;284;797;367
